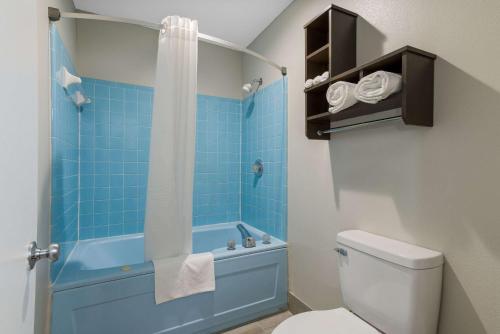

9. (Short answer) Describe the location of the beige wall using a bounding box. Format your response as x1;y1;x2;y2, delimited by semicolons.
243;1;500;333
197;42;243;99
76;20;243;99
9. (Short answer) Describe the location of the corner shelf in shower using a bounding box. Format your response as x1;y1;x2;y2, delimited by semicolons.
304;5;436;140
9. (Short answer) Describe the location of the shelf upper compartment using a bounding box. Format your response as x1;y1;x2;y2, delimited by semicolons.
306;44;329;63
305;46;436;93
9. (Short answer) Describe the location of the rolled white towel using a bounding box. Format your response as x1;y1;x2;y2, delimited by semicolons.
304;79;314;89
326;81;358;113
353;71;402;104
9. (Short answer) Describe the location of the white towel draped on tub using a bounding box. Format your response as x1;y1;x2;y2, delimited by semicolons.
153;252;215;304
326;81;358;113
353;71;402;104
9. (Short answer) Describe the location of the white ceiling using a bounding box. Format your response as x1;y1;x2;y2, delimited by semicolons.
72;0;294;47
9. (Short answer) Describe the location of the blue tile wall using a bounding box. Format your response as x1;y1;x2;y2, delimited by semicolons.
78;78;153;240
241;79;288;240
76;85;245;238
50;26;79;280
193;96;242;225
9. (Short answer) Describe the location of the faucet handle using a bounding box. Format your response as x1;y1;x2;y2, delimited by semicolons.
262;234;271;244
227;239;236;250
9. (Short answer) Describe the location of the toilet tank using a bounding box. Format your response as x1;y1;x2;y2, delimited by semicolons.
336;230;443;334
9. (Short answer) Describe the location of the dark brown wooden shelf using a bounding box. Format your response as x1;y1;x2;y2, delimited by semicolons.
304;5;436;140
306;44;329;63
305;5;357;139
305;44;436;140
331;45;434;83
304;4;358;28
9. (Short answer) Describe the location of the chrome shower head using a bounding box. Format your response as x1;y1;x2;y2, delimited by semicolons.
242;78;263;94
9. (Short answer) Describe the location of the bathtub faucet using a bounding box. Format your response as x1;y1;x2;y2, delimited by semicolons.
237;224;256;248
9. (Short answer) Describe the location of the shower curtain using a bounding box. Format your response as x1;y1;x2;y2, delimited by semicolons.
145;16;198;261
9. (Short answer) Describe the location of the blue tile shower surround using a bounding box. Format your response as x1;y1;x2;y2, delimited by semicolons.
76;81;287;240
50;26;79;280
78;78;154;240
242;79;288;240
193;96;242;226
77;89;244;238
50;26;288;279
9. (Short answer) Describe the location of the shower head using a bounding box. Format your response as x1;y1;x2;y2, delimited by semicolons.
242;78;263;95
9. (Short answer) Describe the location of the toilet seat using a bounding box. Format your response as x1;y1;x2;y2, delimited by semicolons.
272;308;379;334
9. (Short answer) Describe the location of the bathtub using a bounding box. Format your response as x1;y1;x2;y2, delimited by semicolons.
51;222;288;334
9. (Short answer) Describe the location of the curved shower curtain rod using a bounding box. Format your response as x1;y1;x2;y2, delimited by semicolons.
48;7;287;76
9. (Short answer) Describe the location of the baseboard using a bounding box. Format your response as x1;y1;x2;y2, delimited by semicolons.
288;292;312;314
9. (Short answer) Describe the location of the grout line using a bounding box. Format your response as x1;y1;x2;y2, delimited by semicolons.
239;98;243;222
77;108;81;241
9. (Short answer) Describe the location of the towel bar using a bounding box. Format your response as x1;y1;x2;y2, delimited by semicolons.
317;116;402;136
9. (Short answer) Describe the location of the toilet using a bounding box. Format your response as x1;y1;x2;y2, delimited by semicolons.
274;230;443;334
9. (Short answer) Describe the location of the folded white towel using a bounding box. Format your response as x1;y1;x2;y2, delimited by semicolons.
304;79;314;89
353;71;402;104
326;81;358;113
312;71;329;85
153;252;215;304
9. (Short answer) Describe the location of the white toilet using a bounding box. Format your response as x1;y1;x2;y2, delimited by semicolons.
274;230;443;334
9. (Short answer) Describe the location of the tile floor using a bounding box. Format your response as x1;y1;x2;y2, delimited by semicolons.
220;311;292;334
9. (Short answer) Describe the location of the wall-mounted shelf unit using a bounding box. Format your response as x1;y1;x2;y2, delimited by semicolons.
304;5;357;140
304;6;436;140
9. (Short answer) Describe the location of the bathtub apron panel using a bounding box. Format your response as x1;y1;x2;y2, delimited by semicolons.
52;248;287;334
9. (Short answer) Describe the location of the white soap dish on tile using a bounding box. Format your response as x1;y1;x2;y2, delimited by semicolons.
57;66;81;89
56;66;91;108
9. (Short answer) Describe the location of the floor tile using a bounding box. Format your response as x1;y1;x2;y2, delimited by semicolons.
257;311;292;330
222;323;264;334
221;311;292;334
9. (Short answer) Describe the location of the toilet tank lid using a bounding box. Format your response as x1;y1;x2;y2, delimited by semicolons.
337;230;443;269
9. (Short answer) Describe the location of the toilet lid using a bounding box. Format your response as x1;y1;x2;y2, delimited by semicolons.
272;308;379;334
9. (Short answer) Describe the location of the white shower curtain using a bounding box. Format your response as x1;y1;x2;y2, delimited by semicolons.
144;16;198;261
